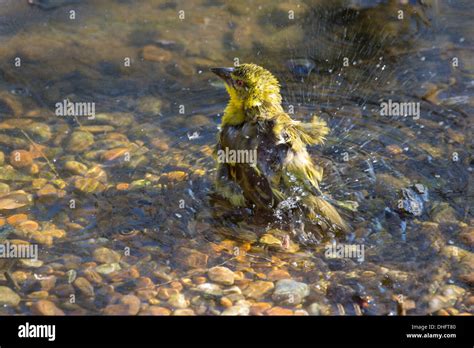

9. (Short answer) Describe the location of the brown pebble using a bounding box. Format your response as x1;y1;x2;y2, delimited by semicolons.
17;220;39;233
116;183;130;190
139;306;171;316
459;272;474;286
242;281;274;300
73;277;94;297
386;144;403;155
103;295;141;315
173;309;195;316
220;297;233;308
176;247;208;269
7;214;28;225
31;300;65;315
27;291;49;299
38;275;56;291
266;307;294;316
157;287;179;300
267;269;291;281
192;276;207;285
250;302;272;315
9;150;33;168
136;289;158;301
83;268;103;284
135;277;154;289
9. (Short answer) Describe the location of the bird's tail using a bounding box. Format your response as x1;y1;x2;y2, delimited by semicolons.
302;195;350;233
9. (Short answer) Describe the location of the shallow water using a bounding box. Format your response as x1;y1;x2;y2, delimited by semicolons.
0;0;472;316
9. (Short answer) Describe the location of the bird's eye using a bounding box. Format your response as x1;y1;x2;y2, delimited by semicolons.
236;80;244;87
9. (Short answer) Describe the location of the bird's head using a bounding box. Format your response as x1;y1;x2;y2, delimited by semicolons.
211;63;282;112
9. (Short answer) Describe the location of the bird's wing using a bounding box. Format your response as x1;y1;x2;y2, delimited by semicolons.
273;115;349;231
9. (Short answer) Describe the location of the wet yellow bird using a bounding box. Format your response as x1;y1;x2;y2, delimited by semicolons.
211;63;348;233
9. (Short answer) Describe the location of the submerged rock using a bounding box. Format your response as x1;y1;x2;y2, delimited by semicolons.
272;279;310;305
67;131;94;153
0;286;21;306
208;266;235;286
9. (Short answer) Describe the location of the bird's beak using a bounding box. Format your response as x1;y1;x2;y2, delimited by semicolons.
211;67;234;84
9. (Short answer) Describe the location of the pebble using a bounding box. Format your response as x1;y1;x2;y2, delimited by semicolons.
83;268;103;284
168;294;188;309
139;306;171;316
73;277;95;297
250;302;272;315
386;144;403;155
266;307;294;316
176;247;208;269
9;150;33;169
459;272;474;286
158;287;179;300
208;266;235;285
74;177;107;194
195;283;223;297
103;295;141;316
272;279;310;305
64;161;88;175
0;190;32;210
220;297;233;308
93;247;122;264
173;309;195;316
267;269;291;281
221;304;250;316
95;263;121;275
242;281;274;300
67;131;94;153
19;259;43;268
459;229;474;247
0;286;21;306
31;300;65;315
6;213;28;225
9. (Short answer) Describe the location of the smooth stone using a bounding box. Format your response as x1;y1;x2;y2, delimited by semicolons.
93;247;121;264
31;300;65;315
0;190;32;210
267;269;291;281
103;295;141;315
172;309;195;316
67;131;94;153
64;161;88;175
195;283;223;297
0;286;21;306
208;266;235;286
0;182;9;194
242;281;274;300
221;304;250;316
73;177;106;194
9;150;33;169
176;247;208;269
95;263;121;275
266;307;294;316
167;294;188;309
139;306;171;316
272;279;310;305
73;277;94;297
19;259;44;268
